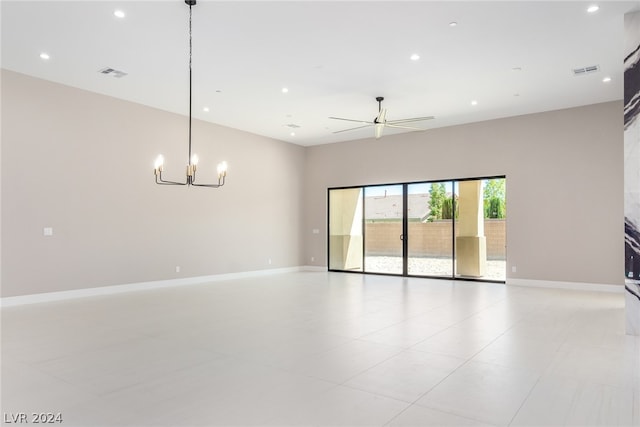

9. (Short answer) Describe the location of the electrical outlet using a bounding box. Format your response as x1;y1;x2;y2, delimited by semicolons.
511;266;517;273
268;258;272;265
175;266;181;273
311;257;315;262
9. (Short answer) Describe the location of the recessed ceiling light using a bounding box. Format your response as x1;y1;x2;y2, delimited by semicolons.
603;76;612;83
39;52;50;60
114;9;125;18
290;132;296;136
281;87;289;93
410;54;420;61
449;21;458;27
471;100;478;106
587;5;599;13
203;107;210;112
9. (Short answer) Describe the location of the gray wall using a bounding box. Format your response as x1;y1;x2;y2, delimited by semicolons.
304;101;624;286
1;70;305;297
1;70;624;297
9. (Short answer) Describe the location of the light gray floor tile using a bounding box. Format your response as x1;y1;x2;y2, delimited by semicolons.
267;385;411;426
409;325;502;359
546;341;638;390
284;339;404;383
470;333;562;373
513;378;637;427
387;405;495;426
415;360;540;426
344;349;466;402
634;389;640;426
359;318;451;348
1;272;637;426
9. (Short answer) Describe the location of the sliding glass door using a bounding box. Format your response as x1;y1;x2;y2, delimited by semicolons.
454;178;506;280
328;188;363;271
328;176;506;282
364;185;403;275
407;182;454;278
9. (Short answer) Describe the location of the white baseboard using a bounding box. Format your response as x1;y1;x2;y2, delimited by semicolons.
301;265;328;272
13;268;622;307
507;278;624;293
1;266;327;308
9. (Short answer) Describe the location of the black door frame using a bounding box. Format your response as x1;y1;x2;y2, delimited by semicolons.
327;175;506;284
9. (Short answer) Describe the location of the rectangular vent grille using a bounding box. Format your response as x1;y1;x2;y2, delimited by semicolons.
98;67;128;78
572;65;600;76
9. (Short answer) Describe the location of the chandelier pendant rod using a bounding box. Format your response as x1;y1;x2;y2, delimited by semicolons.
188;1;193;175
153;0;227;189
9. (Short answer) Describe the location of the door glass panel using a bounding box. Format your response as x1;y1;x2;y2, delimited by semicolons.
483;178;506;280
454;178;506;280
364;185;403;274
328;188;363;271
407;182;454;277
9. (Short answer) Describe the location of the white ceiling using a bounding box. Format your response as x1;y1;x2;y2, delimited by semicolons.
2;1;639;146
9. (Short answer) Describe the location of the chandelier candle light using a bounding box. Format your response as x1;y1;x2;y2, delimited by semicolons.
154;0;227;188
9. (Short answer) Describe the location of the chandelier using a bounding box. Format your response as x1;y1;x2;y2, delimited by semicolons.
153;0;227;188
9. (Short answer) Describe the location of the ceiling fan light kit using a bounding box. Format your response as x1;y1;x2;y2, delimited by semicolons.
153;0;228;188
329;96;434;139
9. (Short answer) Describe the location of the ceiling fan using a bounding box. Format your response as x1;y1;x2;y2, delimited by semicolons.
329;97;434;139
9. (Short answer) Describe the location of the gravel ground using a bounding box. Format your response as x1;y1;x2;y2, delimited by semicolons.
364;256;506;281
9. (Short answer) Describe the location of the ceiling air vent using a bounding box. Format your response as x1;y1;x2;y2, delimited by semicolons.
572;65;600;76
285;124;301;129
98;67;128;78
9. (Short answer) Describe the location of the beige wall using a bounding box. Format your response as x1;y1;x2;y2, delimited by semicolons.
304;101;624;286
1;70;305;297
0;70;625;297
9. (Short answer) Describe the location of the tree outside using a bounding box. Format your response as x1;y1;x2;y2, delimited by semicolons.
427;183;446;221
428;183;458;221
484;178;506;218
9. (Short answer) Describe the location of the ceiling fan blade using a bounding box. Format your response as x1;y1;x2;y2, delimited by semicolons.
374;123;384;139
376;108;387;123
385;124;427;131
387;116;435;124
332;124;373;134
329;117;374;124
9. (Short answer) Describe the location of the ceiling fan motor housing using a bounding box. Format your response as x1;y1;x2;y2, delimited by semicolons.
329;95;432;138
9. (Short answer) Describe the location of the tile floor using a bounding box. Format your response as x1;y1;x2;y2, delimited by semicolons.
1;272;639;426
